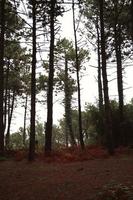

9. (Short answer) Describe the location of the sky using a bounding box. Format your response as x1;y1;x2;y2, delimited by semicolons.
10;4;133;133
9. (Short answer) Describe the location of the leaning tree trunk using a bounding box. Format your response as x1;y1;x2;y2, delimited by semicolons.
29;0;36;161
64;56;76;146
0;0;6;156
72;0;84;149
99;0;114;154
45;0;55;154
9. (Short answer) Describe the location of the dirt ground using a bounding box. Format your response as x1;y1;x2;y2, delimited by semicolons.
0;154;133;200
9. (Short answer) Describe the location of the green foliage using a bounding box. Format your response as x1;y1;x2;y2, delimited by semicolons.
58;108;99;145
82;0;133;59
10;129;24;149
58;100;133;147
84;100;133;147
28;0;65;26
55;38;77;62
4;1;24;36
26;121;45;150
0;156;8;161
52;124;65;148
55;38;77;102
78;48;90;67
3;0;31;97
9;98;133;150
11;121;66;150
4;50;31;96
36;74;48;92
55;37;89;99
35;121;45;148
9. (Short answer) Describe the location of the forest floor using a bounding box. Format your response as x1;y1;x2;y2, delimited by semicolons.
0;146;133;200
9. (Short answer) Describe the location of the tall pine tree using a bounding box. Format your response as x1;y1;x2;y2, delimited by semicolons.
0;0;6;156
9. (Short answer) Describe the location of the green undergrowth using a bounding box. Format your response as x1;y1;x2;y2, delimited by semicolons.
0;156;8;161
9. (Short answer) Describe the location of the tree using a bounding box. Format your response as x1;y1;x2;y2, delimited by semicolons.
72;0;84;149
4;45;29;148
96;16;103;112
81;1;104;144
103;0;131;145
29;0;37;161
131;0;133;40
5;86;15;148
81;0;103;111
44;0;64;153
64;56;77;146
99;0;114;154
0;0;28;149
55;37;89;147
45;0;56;154
112;1;124;145
55;38;77;146
21;65;31;147
0;0;6;156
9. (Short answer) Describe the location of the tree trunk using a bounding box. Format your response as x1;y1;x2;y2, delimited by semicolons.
96;16;105;144
0;0;5;156
72;0;84;149
96;16;103;112
29;0;36;161
114;2;124;122
115;26;124;142
65;130;69;148
99;0;114;154
113;1;124;146
64;56;76;146
23;94;28;147
45;0;55;154
4;60;10;133
131;0;133;41
5;90;15;148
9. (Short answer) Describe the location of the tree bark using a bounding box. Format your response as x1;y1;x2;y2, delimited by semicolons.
64;56;76;146
0;0;6;156
113;1;125;146
96;16;103;112
131;0;133;41
45;0;55;154
114;1;124;122
96;16;105;143
29;0;36;161
72;0;84;149
4;60;10;133
23;94;28;147
5;90;15;148
99;0;114;154
114;26;124;119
